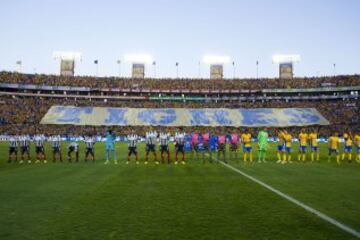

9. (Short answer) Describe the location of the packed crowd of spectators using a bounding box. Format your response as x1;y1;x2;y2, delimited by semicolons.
1;71;359;90
0;95;358;137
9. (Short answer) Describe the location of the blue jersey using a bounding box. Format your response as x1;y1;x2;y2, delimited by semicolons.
106;133;116;150
210;135;218;151
184;134;192;152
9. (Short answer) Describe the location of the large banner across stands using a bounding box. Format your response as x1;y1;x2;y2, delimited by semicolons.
40;106;330;127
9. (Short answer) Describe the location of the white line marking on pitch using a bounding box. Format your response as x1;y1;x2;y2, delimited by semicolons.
217;160;360;238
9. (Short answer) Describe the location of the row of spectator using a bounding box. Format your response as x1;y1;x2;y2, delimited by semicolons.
0;96;358;137
1;71;359;90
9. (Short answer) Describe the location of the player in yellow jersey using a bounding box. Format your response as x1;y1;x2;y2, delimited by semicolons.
276;130;285;163
328;133;340;164
308;129;319;162
342;132;353;163
298;129;308;162
241;132;253;163
282;130;292;164
354;133;360;163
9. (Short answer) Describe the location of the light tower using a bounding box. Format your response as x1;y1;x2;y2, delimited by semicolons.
203;55;230;79
124;54;153;79
272;54;300;79
52;51;82;76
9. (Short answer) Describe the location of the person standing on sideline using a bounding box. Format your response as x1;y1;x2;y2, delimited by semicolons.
257;128;269;163
217;134;227;163
105;129;117;165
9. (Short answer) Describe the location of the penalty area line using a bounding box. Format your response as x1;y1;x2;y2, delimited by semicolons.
219;161;360;239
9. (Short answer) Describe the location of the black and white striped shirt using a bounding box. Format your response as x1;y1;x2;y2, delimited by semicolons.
9;136;17;147
159;133;170;146
175;132;185;145
67;142;79;152
34;135;45;147
51;136;61;148
19;136;30;147
127;134;138;147
85;137;96;149
146;131;157;145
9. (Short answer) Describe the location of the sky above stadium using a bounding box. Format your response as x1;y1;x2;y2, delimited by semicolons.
0;0;359;78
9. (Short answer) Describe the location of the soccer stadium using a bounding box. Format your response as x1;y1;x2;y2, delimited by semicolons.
0;1;360;239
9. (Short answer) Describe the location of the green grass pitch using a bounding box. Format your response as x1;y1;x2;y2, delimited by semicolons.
0;141;359;240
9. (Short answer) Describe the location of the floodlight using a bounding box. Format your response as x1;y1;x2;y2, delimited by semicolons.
52;51;82;61
124;54;153;64
272;54;300;64
202;55;231;64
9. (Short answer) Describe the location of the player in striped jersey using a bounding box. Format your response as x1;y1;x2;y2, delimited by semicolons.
51;135;62;162
8;135;18;163
159;131;171;164
67;142;79;162
34;134;47;163
175;129;186;164
145;130;158;164
127;131;139;164
84;135;96;162
19;134;31;163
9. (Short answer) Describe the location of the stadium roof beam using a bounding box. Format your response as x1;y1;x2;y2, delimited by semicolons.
272;54;301;79
52;51;82;76
202;55;231;79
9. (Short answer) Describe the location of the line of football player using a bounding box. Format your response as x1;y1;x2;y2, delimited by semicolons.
6;130;360;165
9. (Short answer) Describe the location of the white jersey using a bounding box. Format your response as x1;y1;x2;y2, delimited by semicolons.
175;132;186;145
34;135;45;147
9;136;17;148
159;133;170;146
85;137;96;149
67;142;79;152
146;131;157;145
19;135;30;147
51;135;61;148
127;134;138;147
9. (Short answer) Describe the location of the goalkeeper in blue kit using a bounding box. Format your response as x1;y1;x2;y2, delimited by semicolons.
105;130;117;164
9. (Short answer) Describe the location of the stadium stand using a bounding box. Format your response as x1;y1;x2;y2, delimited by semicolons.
0;71;359;137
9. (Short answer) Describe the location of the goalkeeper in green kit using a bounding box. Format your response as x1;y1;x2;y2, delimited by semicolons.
257;128;269;163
